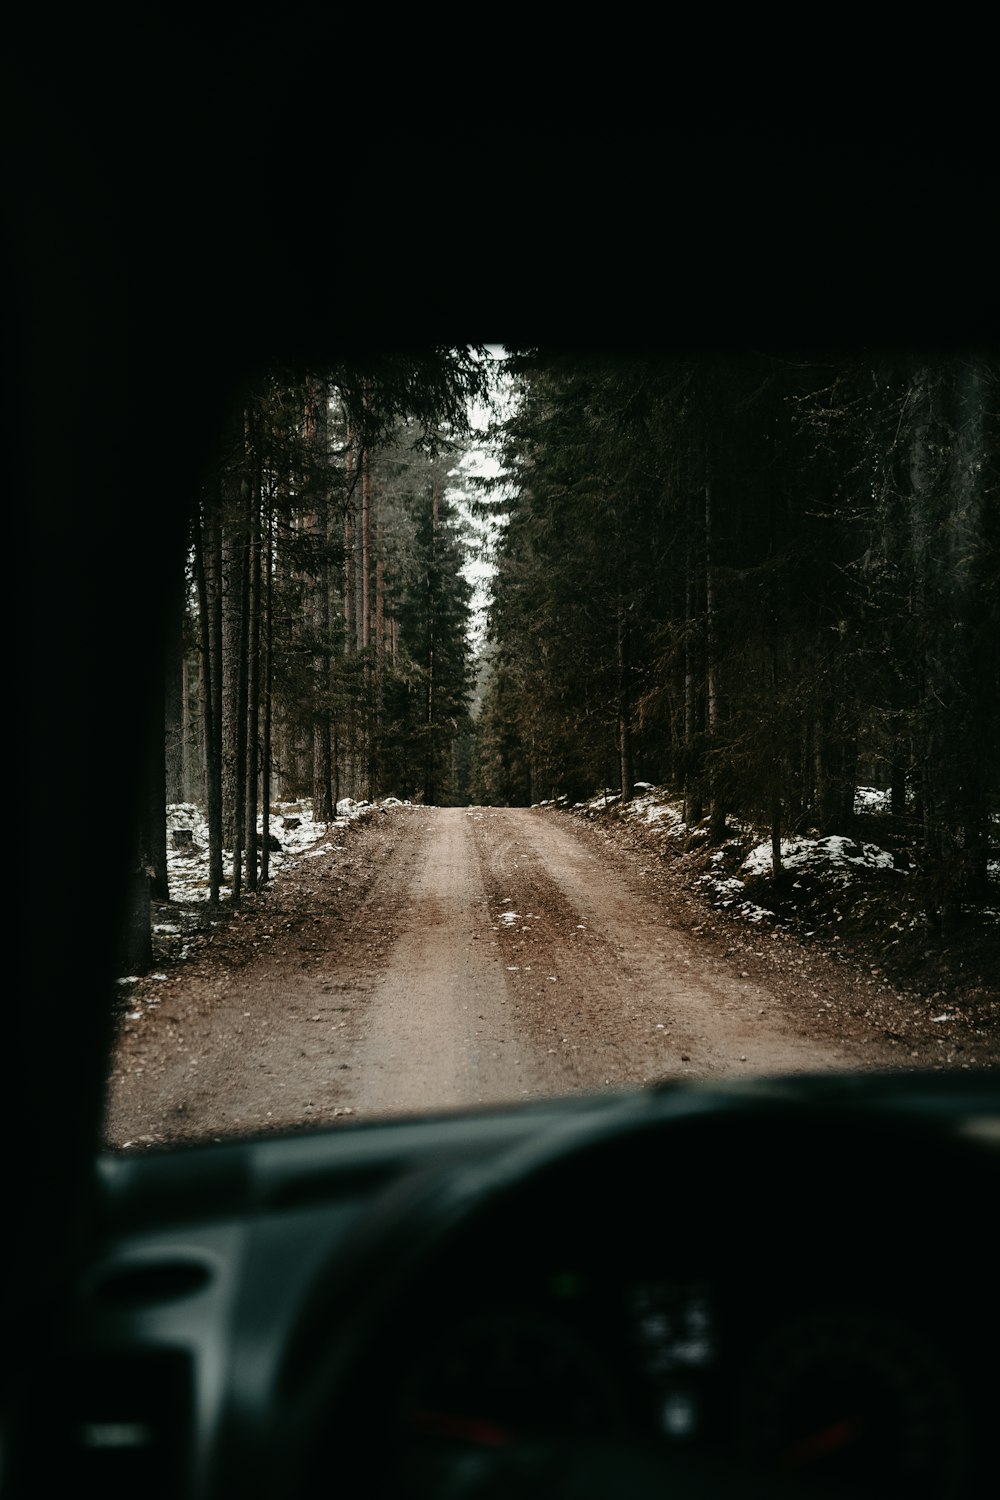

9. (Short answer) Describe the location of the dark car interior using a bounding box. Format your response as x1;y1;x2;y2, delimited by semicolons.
55;1074;1000;1499
9;27;999;1498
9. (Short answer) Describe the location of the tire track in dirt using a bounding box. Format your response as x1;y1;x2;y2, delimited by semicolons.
468;807;864;1087
337;808;548;1117
103;809;437;1144
105;804;879;1149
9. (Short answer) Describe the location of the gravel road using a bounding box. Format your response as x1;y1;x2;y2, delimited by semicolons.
104;806;889;1147
349;806;858;1117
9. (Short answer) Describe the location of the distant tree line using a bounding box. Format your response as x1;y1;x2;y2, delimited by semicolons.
476;350;998;920
126;352;487;960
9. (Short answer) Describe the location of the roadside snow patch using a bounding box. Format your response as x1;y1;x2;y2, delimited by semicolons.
742;836;896;878
854;786;894;815
163;797;400;904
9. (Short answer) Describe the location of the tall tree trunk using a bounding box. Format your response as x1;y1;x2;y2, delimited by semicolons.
225;475;251;903
122;819;153;974
307;379;335;822
424;483;439;804
683;506;704;824
705;469;726;843
125;681;162;966
163;569;186;809
889;739;908;819
153;565;187;900
180;651;191;803
770;796;783;879
261;501;274;885
342;437;357;801
616;601;633;803
221;474;248;860
147;690;169;902
375;533;386;672
245;414;262;892
193;499;224;904
952;359;994;896
908;366;949;881
361;448;372;653
768;645;782;877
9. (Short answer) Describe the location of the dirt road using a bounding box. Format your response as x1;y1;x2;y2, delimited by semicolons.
335;804;849;1117
104;806;882;1147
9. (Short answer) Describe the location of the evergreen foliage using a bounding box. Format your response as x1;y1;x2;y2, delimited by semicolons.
172;351;487;904
478;350;998;918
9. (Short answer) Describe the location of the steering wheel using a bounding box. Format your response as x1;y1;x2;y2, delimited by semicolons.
230;1088;985;1500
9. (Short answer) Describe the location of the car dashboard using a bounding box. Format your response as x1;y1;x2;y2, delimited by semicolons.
32;1072;1000;1499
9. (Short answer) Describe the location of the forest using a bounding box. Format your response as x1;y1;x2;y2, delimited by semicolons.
478;349;998;925
130;346;998;964
127;350;490;962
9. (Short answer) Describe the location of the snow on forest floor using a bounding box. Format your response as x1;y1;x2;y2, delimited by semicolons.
117;798;409;990
162;797;407;903
543;782;998;1027
556;783;999;931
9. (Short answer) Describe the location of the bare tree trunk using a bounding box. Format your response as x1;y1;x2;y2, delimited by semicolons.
218;409;255;908
375;516;386;671
245;414;262;892
361;448;371;653
909;367;947;876
261;502;274;885
422;483;441;804
163;570;185;809
368;503;387;798
705;470;726;843
889;740;907;819
360;446;373;799
221;423;249;863
705;482;718;740
193;500;224;904
182;651;193;804
306;379;335;823
683;507;704;824
616;601;633;803
341;444;356;800
147;696;169;902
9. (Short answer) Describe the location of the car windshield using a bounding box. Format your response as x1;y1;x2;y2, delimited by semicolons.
101;347;999;1151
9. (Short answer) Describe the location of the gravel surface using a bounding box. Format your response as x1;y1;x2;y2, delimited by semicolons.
103;804;996;1150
